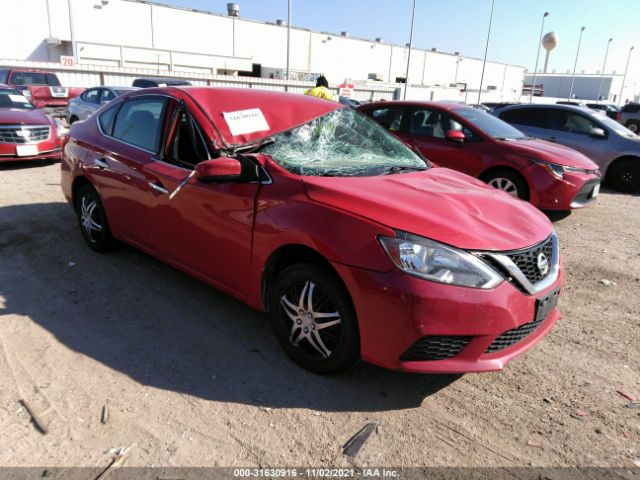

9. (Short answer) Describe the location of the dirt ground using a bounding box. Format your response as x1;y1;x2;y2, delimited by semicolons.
0;161;638;469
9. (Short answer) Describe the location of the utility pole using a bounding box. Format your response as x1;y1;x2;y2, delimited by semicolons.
597;38;613;102
619;46;635;106
477;0;495;105
403;0;416;100
286;0;291;83
568;26;586;100
529;11;549;103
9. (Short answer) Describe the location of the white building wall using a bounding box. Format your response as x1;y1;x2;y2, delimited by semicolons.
3;0;526;101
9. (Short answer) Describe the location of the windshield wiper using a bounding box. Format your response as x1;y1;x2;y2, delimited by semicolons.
384;165;427;175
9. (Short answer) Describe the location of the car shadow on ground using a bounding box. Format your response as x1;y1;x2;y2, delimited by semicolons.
0;202;460;413
0;160;58;171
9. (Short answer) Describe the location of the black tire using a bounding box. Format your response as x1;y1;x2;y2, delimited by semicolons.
69;116;79;125
482;169;529;201
75;184;116;252
625;121;639;134
607;158;640;193
269;263;360;374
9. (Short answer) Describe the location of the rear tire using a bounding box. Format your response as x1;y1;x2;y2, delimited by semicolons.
607;158;640;193
269;263;360;374
482;169;529;201
75;184;116;252
625;121;639;134
69;116;79;125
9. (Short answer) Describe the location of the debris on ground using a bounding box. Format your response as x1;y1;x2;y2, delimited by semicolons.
95;446;134;480
542;397;553;404
101;405;109;425
625;402;640;409
571;409;588;418
599;279;616;286
18;399;48;434
526;439;543;448
617;390;637;402
342;423;378;458
623;431;630;438
633;459;640;467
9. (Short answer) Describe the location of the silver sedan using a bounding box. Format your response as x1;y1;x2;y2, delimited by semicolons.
65;86;137;125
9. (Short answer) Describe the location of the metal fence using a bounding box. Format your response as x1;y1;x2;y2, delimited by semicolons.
0;58;399;101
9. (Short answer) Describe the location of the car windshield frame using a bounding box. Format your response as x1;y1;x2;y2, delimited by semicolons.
260;107;429;177
453;107;528;140
0;88;35;110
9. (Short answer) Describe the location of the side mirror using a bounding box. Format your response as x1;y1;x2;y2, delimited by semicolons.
195;158;242;183
445;130;465;143
590;127;607;138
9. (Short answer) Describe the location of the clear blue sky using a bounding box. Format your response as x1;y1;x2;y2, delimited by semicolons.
158;0;639;81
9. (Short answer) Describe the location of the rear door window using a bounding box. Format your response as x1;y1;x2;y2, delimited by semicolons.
100;89;116;103
112;97;168;152
499;108;547;128
408;108;447;139
83;88;101;104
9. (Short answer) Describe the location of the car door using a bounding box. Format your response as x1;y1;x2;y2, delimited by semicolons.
84;95;170;247
394;107;479;174
497;107;548;138
542;108;608;161
80;88;101;119
142;104;260;296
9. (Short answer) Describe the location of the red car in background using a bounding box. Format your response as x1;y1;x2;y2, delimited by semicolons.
61;87;563;374
0;68;83;119
0;86;62;163
359;101;601;211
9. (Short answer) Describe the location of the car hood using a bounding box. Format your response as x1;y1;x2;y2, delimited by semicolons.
303;168;552;251
503;138;598;169
0;107;51;125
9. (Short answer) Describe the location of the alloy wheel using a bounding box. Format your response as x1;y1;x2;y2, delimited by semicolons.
627;122;638;133
279;280;343;359
488;177;519;197
80;195;103;243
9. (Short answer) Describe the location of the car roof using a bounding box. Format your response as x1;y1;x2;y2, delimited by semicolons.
360;100;476;113
135;77;191;84
122;86;342;148
497;103;595;114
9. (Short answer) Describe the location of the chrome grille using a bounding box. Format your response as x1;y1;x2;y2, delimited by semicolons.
0;125;51;144
505;236;554;285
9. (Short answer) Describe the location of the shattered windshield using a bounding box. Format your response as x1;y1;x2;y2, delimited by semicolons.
261;107;428;177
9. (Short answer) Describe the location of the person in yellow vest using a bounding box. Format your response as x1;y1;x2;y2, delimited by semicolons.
305;75;335;101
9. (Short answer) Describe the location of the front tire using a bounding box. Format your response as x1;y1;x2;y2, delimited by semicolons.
482;169;529;201
75;184;116;252
269;263;360;374
607;158;640;193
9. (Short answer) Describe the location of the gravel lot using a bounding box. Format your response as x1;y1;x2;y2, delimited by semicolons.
0;161;639;469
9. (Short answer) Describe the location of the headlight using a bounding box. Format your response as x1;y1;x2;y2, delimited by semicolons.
54;118;68;137
379;231;503;289
532;158;597;179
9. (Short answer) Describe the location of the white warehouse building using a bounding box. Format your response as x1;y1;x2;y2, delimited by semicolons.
1;0;525;102
524;73;638;104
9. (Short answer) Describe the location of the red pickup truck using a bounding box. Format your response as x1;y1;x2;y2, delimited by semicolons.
0;68;84;118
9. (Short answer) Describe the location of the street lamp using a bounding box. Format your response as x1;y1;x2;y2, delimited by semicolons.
619;46;635;106
403;0;416;100
68;0;78;60
477;0;495;105
568;26;586;100
597;38;613;102
529;11;549;103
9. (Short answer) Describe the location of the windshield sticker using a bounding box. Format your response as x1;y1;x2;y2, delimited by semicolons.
223;108;270;136
9;94;29;103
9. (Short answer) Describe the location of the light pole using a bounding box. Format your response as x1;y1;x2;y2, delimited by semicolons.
477;0;495;105
529;11;549;103
568;26;586;100
68;0;78;60
619;46;635;106
285;0;291;82
403;0;416;100
454;56;462;84
597;38;613;102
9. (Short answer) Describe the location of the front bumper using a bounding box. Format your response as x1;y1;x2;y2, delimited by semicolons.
0;147;61;163
523;165;601;211
332;260;563;373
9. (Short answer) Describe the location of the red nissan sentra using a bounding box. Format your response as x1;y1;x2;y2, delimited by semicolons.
61;87;563;374
0;86;63;163
359;101;601;210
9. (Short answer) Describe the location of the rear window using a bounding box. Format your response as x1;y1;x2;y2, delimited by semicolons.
111;97;168;152
622;103;640;113
9;71;61;86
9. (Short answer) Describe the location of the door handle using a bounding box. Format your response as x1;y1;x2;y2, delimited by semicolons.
95;158;110;169
148;181;169;194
